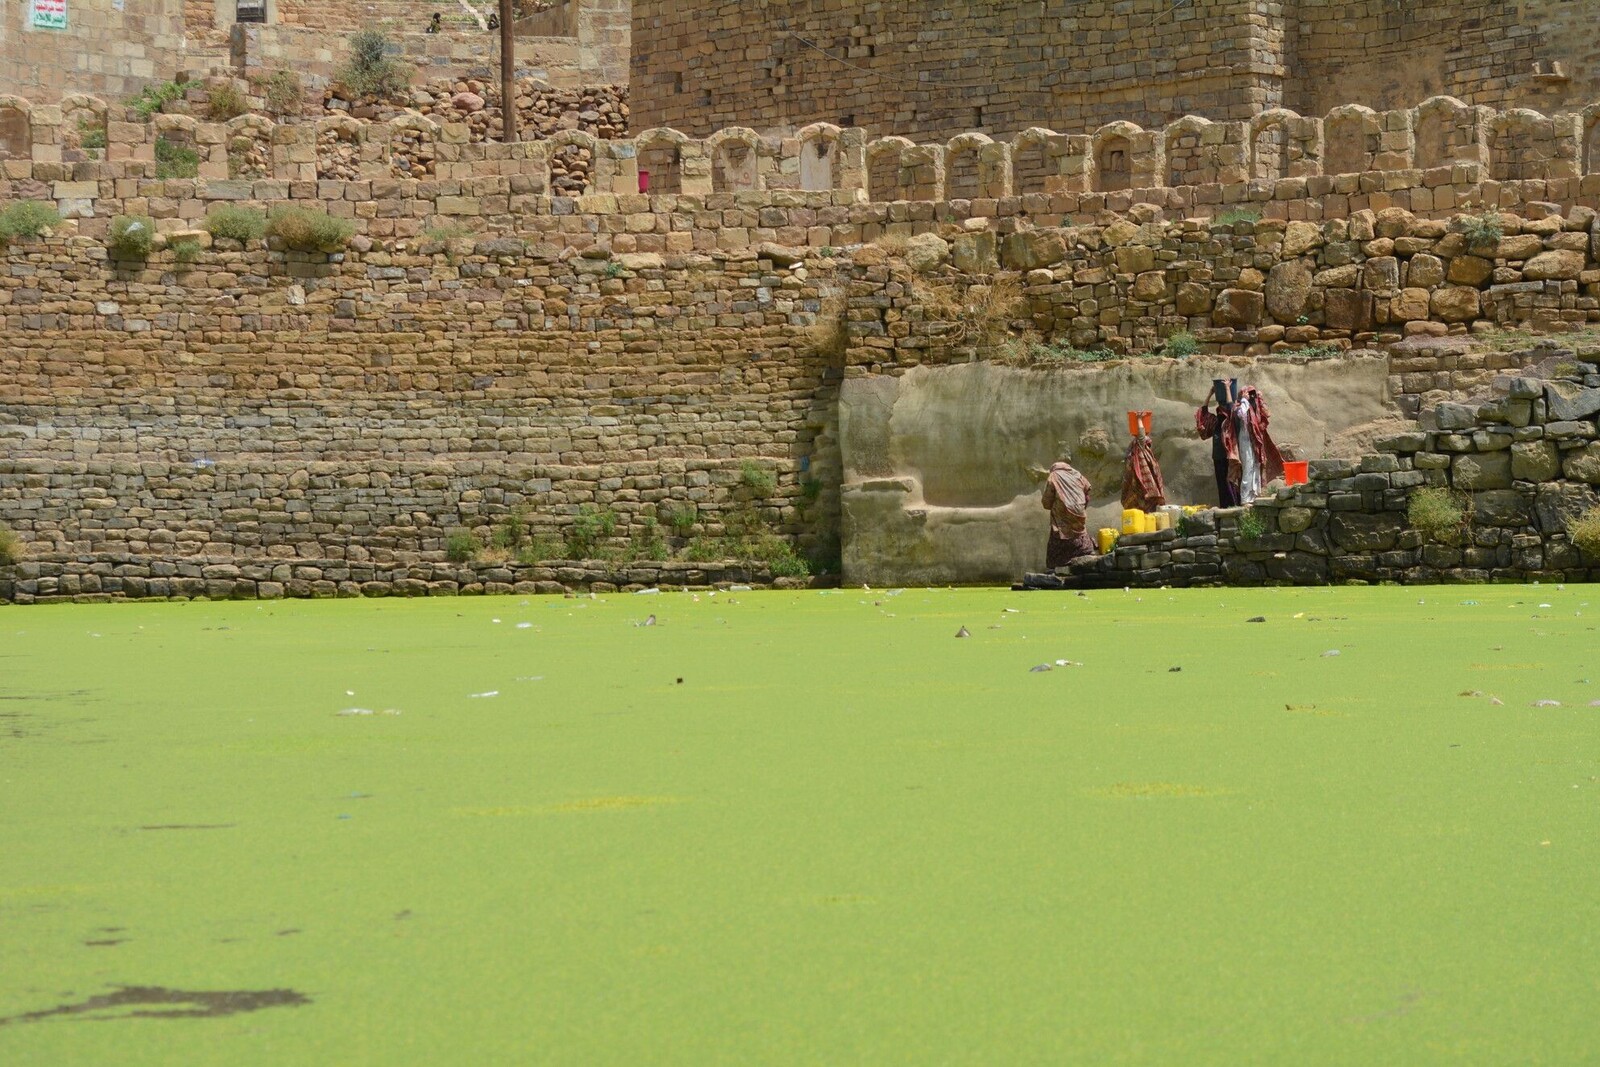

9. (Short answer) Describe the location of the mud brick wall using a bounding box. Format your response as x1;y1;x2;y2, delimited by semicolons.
0;236;844;584
1062;347;1600;588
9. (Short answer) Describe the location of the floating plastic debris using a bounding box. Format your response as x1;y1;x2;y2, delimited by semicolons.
514;676;544;682
954;626;970;638
635;588;661;595
1029;664;1052;673
468;691;499;699
516;622;532;629
1246;616;1266;623
337;708;375;716
1321;649;1341;657
1531;700;1563;707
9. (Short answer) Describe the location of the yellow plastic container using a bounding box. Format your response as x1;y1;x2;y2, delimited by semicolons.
1121;509;1141;535
1097;528;1118;555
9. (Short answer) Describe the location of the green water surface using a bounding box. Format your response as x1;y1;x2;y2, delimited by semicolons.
2;586;1597;1064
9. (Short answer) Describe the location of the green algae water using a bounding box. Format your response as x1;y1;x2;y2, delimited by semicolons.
3;586;1598;1064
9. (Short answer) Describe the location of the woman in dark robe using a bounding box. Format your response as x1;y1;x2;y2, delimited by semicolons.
1041;454;1095;568
1196;397;1240;506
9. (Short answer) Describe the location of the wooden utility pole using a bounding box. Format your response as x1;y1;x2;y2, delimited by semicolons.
500;0;518;143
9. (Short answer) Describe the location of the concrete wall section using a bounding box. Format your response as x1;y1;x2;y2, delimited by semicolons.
839;357;1395;586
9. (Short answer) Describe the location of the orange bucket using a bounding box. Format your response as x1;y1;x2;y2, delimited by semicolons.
1283;460;1309;486
1141;410;1153;435
1125;411;1141;437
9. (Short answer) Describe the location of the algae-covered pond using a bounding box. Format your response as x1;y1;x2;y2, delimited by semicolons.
3;586;1598;1064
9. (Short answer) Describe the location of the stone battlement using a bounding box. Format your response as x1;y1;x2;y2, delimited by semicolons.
6;96;1600;228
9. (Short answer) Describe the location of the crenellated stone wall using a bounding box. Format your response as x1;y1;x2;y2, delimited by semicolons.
5;96;1600;220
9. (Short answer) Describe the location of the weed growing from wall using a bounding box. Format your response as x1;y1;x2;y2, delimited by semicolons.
0;524;21;566
267;206;355;253
1408;487;1471;544
1565;506;1600;559
108;215;155;259
155;137;200;179
0;201;60;243
204;206;267;244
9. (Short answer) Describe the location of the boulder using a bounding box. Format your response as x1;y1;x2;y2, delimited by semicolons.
1446;254;1493;286
1391;287;1431;321
1496;234;1543;259
1212;288;1264;327
1563;442;1600;484
1131;271;1167;301
1430;286;1481;322
1323;289;1374;331
1543;383;1600;421
1000;230;1066;270
1281;221;1323;257
452;92;486;113
1407;253;1445;288
951;230;996;273
1362;256;1399;293
1472;489;1532;527
1114;244;1156;273
1264;261;1312;322
1511;440;1561;481
1522;249;1585;281
1452;450;1512;489
1176;281;1212;315
905;232;950;272
1330;512;1403;551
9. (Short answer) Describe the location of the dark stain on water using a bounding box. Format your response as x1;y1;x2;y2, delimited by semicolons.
83;939;128;948
0;986;311;1025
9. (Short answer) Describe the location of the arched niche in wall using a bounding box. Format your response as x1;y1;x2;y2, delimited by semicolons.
944;132;991;200
706;127;765;193
0;95;33;162
316;114;365;180
634;127;688;195
388;111;440;180
225;113;276;179
549;129;600;195
1489;108;1554;182
796;122;843;191
1249;109;1296;182
866;137;915;202
1163;115;1212;187
1323;105;1379;177
60;93;109;161
1010;127;1061;196
1091;122;1141;193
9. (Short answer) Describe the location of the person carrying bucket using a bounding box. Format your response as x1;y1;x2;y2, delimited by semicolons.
1196;379;1241;506
1041;449;1095;569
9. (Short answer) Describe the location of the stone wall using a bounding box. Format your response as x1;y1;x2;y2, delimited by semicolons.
630;0;1600;144
0;0;188;102
229;25;583;89
631;0;1278;140
1290;0;1600;121
0;234;844;596
1055;345;1600;588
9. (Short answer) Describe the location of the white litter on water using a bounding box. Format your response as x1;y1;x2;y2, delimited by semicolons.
346;690;356;696
515;676;544;682
516;622;533;629
1321;649;1341;657
635;587;661;595
468;691;500;699
1532;700;1563;707
492;618;501;624
730;585;753;592
337;708;375;716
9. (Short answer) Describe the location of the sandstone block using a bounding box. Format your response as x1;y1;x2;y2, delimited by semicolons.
1511;440;1561;481
1446;255;1492;286
1452;450;1512;489
1000;230;1066;270
1212;288;1264;327
1176;282;1212;315
1264;261;1311;322
1430;286;1480;322
1522;249;1585;281
1281;221;1322;257
1391;287;1431;321
1407;253;1445;288
1563;442;1600;484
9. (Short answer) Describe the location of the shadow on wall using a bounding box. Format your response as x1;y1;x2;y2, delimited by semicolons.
839;356;1398;586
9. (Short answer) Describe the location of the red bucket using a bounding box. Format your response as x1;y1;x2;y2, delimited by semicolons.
1283;460;1309;486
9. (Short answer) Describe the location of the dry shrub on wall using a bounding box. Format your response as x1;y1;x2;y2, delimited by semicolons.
1568;506;1600;559
1408;487;1471;544
267;206;354;252
0;524;22;566
911;273;1023;349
